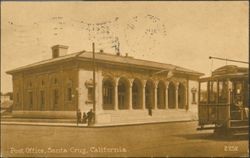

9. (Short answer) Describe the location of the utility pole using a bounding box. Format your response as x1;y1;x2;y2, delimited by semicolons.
92;43;96;113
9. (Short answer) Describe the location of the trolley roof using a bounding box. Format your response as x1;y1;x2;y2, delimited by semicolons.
200;65;248;81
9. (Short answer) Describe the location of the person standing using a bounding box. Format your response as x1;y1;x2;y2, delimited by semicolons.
76;109;81;126
148;105;152;116
82;112;87;124
87;109;94;126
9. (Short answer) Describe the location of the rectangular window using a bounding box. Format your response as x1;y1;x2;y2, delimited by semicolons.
40;91;45;110
52;50;59;58
67;88;72;101
40;91;45;105
16;93;19;103
53;89;59;105
28;91;33;108
88;87;93;101
192;93;196;104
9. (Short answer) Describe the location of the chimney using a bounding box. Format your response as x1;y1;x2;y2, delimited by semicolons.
51;45;69;58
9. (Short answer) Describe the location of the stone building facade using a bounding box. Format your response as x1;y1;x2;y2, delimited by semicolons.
7;45;204;125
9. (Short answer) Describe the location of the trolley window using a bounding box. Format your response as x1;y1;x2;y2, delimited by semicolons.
218;80;228;103
209;81;217;103
235;81;243;95
199;82;208;103
234;81;243;105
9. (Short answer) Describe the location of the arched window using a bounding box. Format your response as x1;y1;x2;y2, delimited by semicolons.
178;83;186;109
118;78;129;109
157;81;166;109
145;80;155;109
103;78;114;110
168;82;176;109
132;79;142;109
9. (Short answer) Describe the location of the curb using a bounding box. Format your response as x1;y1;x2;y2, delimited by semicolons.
1;121;85;128
1;119;197;128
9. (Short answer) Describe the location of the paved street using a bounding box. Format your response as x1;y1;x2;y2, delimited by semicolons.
1;121;248;157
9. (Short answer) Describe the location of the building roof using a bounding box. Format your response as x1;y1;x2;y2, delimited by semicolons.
6;50;204;76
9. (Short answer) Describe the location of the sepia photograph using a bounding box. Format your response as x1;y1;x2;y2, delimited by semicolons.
1;1;249;157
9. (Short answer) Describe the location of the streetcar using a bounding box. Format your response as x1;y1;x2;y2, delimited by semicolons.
197;64;249;134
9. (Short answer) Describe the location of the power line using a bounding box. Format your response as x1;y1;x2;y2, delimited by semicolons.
209;56;248;64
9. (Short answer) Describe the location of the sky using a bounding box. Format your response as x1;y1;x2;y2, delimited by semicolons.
1;1;249;93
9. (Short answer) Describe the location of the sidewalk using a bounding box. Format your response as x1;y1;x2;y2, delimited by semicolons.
1;117;87;127
1;121;87;127
1;116;196;128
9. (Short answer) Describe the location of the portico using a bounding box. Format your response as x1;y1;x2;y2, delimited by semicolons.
100;75;187;111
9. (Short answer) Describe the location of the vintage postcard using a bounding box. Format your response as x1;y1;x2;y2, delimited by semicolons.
1;1;249;157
